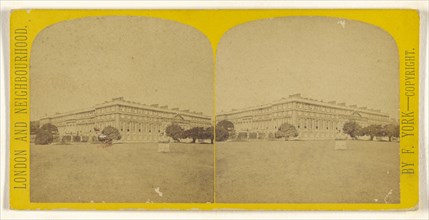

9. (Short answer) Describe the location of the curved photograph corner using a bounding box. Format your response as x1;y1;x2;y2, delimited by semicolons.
214;16;400;204
29;16;215;203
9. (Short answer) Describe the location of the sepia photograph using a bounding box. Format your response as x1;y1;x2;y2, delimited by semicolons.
29;16;214;203
5;6;423;215
215;17;400;203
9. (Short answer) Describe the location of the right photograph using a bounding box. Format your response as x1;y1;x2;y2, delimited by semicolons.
215;17;400;203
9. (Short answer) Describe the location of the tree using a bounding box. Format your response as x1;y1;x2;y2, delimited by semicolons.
40;123;58;134
342;121;361;139
35;129;53;145
361;124;383;140
202;127;214;144
275;123;298;140
30;121;40;135
215;127;229;142
165;124;184;142
183;127;204;143
35;123;58;145
100;126;122;144
384;124;399;141
217;120;234;131
217;120;235;140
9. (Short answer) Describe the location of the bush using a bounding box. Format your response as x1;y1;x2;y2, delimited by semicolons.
73;135;81;142
229;131;237;140
91;136;100;143
360;124;383;140
182;127;204;143
215;127;229;142
40;123;58;134
165;124;184;142
249;132;257;139
61;135;71;143
216;120;234;131
343;121;361;140
258;132;266;139
30;121;40;135
276;123;298;140
101;126;122;143
237;132;248;140
384;124;399;142
53;135;60;143
216;120;235;140
35;129;53;145
81;135;89;142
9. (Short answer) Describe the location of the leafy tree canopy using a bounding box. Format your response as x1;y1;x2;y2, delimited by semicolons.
342;121;361;139
165;124;184;142
276;123;298;140
215;127;229;142
30;121;40;135
100;126;122;143
202;127;214;144
384;124;399;141
360;124;383;140
35;129;53;145
183;127;205;143
40;123;58;134
216;120;234;132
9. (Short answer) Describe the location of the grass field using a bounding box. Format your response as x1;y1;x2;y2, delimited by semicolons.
30;143;213;203
216;140;400;203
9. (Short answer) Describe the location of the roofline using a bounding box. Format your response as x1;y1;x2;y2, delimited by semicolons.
217;95;389;117
39;97;211;120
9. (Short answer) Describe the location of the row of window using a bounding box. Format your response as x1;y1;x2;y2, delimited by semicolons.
66;112;209;125
297;118;339;130
225;102;388;120
96;105;206;120
120;121;163;134
234;118;340;131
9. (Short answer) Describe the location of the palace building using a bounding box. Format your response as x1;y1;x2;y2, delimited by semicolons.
38;97;212;142
216;93;393;140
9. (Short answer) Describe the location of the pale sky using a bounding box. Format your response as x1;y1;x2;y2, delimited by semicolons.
216;17;399;119
30;16;213;120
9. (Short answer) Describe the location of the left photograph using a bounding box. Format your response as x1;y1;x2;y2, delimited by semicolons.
29;16;214;203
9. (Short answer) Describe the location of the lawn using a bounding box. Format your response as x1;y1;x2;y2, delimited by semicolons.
30;142;213;203
216;140;400;203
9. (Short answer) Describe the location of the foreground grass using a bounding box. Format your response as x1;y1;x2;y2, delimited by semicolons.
216;140;399;203
31;143;213;203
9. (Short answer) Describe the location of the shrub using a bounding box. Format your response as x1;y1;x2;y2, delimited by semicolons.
216;120;234;132
360;124;383;140
215;127;229;142
53;135;60;143
35;129;53;145
258;132;266;139
30;121;40;135
40;123;58;134
101;126;122;143
276;123;298;140
73;135;81;142
229;131;237;140
91;136;100;143
237;132;248;140
81;135;89;142
249;132;257;139
384;124;399;142
216;120;235;140
342;121;361;139
61;135;71;143
182;127;204;143
202;127;214;144
165;124;184;142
